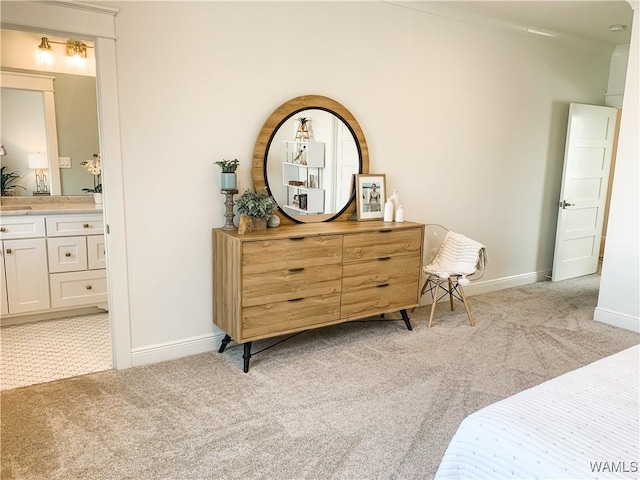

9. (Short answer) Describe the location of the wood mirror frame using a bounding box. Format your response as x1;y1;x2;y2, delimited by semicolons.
252;95;369;224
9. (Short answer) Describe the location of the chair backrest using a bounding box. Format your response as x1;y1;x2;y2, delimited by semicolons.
427;230;487;278
424;224;449;266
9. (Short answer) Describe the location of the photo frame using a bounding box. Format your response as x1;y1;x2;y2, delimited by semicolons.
355;174;387;220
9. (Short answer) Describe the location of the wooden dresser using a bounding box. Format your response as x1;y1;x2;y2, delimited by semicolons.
213;220;424;371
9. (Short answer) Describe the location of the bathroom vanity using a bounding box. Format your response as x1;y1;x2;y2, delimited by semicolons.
0;198;107;323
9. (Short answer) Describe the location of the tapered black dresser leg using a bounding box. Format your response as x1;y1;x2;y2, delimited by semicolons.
243;342;253;373
400;309;413;331
218;334;232;353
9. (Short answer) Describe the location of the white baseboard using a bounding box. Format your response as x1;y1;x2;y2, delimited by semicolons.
131;332;226;367
419;270;550;306
594;307;640;333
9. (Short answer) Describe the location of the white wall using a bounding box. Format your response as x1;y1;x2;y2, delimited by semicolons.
102;1;614;363
596;5;639;333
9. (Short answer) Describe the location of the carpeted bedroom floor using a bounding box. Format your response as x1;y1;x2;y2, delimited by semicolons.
1;274;639;480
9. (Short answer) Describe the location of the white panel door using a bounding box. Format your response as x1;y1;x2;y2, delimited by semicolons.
552;103;618;282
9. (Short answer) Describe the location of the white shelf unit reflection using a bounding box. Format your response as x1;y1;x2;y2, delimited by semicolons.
282;141;325;215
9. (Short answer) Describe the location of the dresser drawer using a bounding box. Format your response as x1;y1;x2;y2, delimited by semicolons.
45;214;104;237
341;281;419;319
243;235;342;274
0;216;46;240
242;293;341;340
50;270;107;308
243;264;342;307
343;228;421;262
47;236;88;273
342;255;420;291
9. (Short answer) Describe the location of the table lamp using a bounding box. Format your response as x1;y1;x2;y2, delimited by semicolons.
28;153;50;195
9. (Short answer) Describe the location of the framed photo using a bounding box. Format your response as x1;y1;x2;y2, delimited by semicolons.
355;174;386;220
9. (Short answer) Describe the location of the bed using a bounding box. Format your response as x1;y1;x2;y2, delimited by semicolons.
435;344;639;479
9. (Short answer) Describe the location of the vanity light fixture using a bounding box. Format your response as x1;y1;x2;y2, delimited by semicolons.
28;153;50;195
36;36;92;68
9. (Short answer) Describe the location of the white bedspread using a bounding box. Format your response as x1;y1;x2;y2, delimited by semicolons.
435;345;640;480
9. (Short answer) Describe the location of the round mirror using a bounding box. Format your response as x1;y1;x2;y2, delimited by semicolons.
253;95;369;223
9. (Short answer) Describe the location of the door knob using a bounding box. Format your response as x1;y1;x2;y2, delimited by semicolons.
559;200;575;209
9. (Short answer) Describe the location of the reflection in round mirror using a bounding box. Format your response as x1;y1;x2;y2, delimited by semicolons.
253;95;369;224
266;109;359;222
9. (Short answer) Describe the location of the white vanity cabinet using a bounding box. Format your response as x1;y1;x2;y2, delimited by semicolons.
0;212;107;318
45;214;107;309
0;216;51;314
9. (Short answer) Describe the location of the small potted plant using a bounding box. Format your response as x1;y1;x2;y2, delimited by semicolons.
215;158;239;190
81;153;103;203
1;166;26;196
236;190;277;232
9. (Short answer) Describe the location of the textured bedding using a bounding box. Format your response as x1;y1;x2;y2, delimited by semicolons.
435;345;640;479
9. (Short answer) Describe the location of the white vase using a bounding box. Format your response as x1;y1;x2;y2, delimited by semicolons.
93;192;103;204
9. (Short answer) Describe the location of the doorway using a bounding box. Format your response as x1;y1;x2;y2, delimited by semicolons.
0;28;113;389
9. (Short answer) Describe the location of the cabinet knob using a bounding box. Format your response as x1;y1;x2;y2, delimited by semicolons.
83;224;90;228
6;248;12;254
86;285;93;290
0;227;6;232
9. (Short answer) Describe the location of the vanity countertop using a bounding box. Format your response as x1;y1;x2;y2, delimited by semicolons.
0;196;103;216
0;203;103;216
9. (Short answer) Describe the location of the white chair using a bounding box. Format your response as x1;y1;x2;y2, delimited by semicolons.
421;225;487;328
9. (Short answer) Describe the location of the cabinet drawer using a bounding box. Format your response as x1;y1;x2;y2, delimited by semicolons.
50;270;107;308
342;255;420;291
87;235;106;270
343;228;422;262
341;281;419;319
243;264;342;307
242;293;341;340
47;236;88;273
45;214;104;237
243;235;342;274
0;216;46;240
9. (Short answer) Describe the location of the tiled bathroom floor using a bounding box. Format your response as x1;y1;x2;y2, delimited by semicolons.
0;313;112;391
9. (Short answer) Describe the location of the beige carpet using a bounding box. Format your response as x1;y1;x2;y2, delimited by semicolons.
2;275;639;480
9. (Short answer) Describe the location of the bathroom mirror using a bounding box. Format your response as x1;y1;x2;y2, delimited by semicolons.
253;95;369;224
0;29;99;197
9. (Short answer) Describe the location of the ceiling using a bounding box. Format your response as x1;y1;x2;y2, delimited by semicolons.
391;1;633;46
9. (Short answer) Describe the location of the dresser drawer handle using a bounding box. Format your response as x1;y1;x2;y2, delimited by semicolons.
376;283;390;288
86;285;93;290
378;230;392;233
289;237;305;241
65;252;72;257
0;227;6;232
288;297;304;302
83;224;90;228
378;257;391;261
288;268;304;273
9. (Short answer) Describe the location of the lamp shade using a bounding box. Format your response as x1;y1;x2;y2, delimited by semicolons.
28;153;48;169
